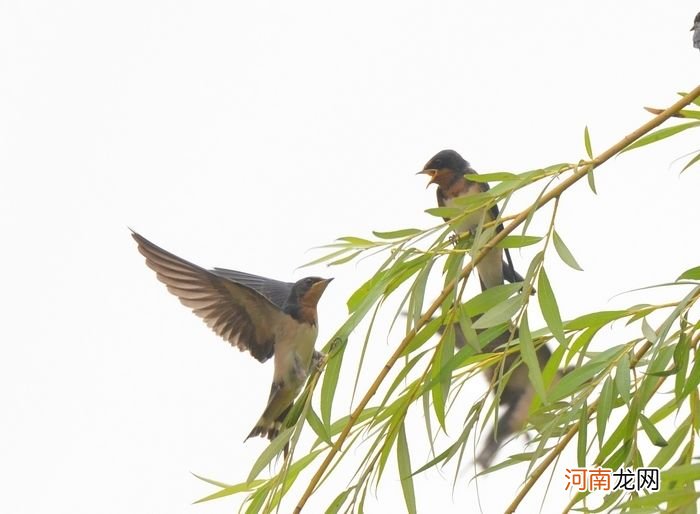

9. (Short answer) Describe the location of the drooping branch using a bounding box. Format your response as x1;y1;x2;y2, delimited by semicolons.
294;84;700;514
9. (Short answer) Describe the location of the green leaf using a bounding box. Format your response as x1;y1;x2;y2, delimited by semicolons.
584;126;593;158
325;487;355;514
372;228;422;239
463;172;518;183
552;230;583;271
306;407;331;445
577;401;588;466
596;377;614;447
537;268;566;346
321;338;345;427
246;428;294;483
325;489;353;514
396;423;417;514
640;414;668;447
681;152;700;174
336;236;376;247
472;295;523;329
587;166;597;194
614;353;631;404
496;235;543;248
519;313;547;403
678;265;700;281
461;283;523;317
621;121;700;153
425;206;462;218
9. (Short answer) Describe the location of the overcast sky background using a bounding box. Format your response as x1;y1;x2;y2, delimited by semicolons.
2;1;700;513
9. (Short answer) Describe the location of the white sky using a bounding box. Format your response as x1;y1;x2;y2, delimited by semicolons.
2;2;699;513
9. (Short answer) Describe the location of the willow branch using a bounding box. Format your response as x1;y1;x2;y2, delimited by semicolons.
294;84;700;514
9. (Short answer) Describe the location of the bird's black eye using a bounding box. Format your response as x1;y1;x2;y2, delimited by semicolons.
305;278;313;287
433;159;442;168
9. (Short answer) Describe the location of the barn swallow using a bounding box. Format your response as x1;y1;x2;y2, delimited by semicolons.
419;149;530;292
692;12;700;50
131;231;332;444
449;320;567;468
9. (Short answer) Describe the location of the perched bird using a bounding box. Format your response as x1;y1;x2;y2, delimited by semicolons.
692;12;700;51
419;149;529;292
131;231;333;443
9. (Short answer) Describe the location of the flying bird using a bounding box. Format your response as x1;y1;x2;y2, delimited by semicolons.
419;149;530;292
131;231;333;443
692;12;700;51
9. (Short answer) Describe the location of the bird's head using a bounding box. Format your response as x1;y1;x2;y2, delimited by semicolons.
293;277;333;307
692;11;700;30
418;149;469;189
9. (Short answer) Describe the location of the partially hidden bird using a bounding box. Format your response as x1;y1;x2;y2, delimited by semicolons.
450;322;568;468
419;149;531;292
693;12;700;51
131;230;333;443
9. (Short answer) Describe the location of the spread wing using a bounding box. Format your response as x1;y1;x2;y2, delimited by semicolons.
132;231;285;362
210;268;294;310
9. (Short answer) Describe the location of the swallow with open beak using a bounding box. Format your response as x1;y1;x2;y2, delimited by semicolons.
131;231;333;443
692;12;700;50
419;149;530;292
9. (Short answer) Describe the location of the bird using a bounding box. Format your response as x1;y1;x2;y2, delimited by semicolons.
692;12;700;51
451;320;567;468
419;149;530;292
131;230;333;444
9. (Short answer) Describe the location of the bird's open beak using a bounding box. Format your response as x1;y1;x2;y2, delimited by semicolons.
417;168;438;187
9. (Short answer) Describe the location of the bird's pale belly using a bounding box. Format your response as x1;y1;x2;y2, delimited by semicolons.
273;316;318;389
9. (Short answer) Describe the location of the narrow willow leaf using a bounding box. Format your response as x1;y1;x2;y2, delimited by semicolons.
615;353;631;404
397;423;417;514
302;248;354;268
640;414;668;447
194;481;265;504
325;487;355;514
519;313;547;403
336;236;377;247
674;337;690;402
681;152;700;174
682;349;700;397
641;317;658;344
425;206;462;218
245;486;270;514
246;428;294;483
496;235;542;248
584;126;593;158
192;473;234;488
577;401;588;466
650;417;691;468
552;230;583;271
372;228;422;239
678;265;700;281
463;172;518;182
472;295;523;329
325;489;353;514
329;250;363;266
621;121;700;153
566;310;628;331
587;166;597;194
461;283;523;316
537;268;566;345
321;339;345;427
597;377;614;447
306;407;331;445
